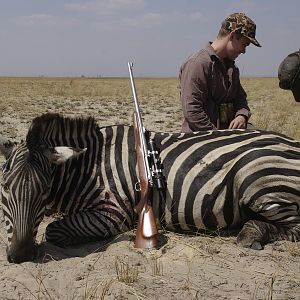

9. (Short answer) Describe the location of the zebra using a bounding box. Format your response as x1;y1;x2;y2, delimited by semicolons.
0;113;300;263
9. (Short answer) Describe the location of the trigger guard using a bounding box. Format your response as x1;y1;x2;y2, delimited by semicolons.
135;181;141;192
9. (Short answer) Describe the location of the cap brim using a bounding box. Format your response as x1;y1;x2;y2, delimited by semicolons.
246;36;261;47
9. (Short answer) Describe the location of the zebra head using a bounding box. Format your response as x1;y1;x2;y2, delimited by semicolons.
0;135;86;263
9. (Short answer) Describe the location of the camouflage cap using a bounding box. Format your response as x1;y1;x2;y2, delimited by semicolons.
222;13;261;47
278;50;300;102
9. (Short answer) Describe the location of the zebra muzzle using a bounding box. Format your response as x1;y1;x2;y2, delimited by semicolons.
6;240;38;263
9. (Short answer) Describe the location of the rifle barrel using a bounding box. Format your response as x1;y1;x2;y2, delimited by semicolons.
128;63;143;128
128;62;152;185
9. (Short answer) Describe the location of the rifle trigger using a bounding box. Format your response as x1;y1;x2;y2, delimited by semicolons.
134;181;141;192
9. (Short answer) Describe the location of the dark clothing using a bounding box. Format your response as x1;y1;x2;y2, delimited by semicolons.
180;43;251;133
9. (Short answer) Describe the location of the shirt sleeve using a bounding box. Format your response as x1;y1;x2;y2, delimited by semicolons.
180;57;216;131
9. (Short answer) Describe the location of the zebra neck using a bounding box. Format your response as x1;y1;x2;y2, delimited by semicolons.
99;125;138;204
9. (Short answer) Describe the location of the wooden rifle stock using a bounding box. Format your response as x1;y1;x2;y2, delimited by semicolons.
132;112;149;215
132;112;158;249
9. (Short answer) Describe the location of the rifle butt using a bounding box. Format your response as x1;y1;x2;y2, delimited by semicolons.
134;202;158;249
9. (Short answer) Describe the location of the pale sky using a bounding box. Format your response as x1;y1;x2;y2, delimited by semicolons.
0;0;299;77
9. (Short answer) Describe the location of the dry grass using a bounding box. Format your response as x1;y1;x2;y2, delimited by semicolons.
115;256;139;285
242;77;300;138
151;256;164;276
1;76;300;139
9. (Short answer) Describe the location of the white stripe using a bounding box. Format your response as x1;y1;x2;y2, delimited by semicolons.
100;128;110;194
122;127;135;201
109;127;128;201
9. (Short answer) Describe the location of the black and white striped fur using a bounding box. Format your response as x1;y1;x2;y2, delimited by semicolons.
1;113;300;262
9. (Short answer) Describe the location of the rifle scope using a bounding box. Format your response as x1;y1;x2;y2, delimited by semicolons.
148;139;165;191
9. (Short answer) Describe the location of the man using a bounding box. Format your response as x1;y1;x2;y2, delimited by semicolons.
278;50;300;102
180;13;261;133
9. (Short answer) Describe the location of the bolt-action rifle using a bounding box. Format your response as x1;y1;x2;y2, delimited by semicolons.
127;62;166;249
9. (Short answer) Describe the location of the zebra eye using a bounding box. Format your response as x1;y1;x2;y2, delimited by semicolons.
1;184;9;193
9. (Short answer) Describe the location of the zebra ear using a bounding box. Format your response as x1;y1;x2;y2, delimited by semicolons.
43;146;87;165
0;137;16;159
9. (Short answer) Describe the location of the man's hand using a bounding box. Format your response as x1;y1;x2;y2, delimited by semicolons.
228;115;247;129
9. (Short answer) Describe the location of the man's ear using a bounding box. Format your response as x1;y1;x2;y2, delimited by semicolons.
43;146;87;165
229;31;236;41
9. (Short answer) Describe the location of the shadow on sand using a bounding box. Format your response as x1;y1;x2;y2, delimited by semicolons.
35;234;131;263
34;232;168;263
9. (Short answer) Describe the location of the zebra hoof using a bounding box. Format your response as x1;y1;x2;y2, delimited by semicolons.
237;220;267;250
250;241;263;250
237;237;263;250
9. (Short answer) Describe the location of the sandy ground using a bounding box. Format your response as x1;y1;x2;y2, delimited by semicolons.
0;78;300;300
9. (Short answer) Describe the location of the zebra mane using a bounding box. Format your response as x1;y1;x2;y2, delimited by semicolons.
26;113;100;150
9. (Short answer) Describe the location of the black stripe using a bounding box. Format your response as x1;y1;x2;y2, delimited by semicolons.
103;127;133;220
115;126;135;220
89;211;111;235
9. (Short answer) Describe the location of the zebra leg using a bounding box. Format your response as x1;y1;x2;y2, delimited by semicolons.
45;209;132;247
237;198;300;249
237;220;286;249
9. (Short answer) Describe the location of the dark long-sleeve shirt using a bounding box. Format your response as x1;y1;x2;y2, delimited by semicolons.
180;43;251;133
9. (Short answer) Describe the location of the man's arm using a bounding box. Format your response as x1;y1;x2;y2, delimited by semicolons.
230;77;251;129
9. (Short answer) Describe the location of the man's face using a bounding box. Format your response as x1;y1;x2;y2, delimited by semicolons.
228;32;250;60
